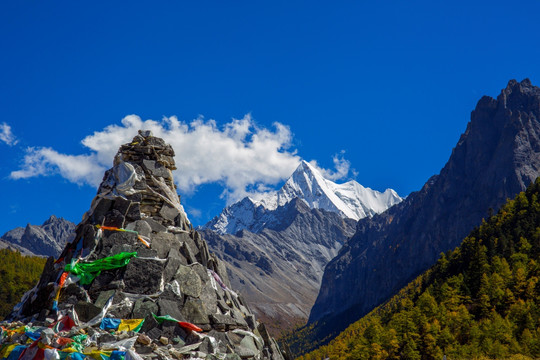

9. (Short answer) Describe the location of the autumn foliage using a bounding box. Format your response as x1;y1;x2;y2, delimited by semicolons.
292;178;540;360
0;249;46;320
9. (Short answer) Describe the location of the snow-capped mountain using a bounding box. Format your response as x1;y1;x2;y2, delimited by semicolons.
204;160;403;235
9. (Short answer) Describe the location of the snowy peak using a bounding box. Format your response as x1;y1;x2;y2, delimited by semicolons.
279;161;333;205
258;160;402;220
277;160;359;218
332;182;402;219
204;160;403;235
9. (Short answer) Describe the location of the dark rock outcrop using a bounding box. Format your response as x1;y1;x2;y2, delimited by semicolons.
3;131;286;360
202;198;356;335
308;79;540;343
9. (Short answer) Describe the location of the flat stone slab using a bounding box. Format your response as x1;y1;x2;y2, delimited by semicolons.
175;265;202;298
158;298;186;322
132;299;158;319
181;298;210;325
74;301;102;322
152;232;180;259
123;257;165;295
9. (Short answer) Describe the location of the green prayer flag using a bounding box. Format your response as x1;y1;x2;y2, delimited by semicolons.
152;313;179;324
64;252;137;285
70;334;88;352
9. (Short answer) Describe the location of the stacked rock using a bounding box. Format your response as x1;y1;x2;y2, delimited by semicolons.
2;131;286;360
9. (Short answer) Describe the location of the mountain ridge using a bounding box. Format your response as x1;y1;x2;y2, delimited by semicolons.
306;78;540;346
205;160;402;235
0;215;75;257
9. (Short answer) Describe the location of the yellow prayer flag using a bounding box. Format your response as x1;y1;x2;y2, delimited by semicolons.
117;319;144;332
0;344;18;359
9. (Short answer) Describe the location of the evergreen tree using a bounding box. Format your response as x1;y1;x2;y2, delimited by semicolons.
0;249;46;319
294;178;540;360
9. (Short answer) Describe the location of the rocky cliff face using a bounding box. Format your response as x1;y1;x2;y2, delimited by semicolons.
0;215;75;257
308;79;540;340
3;131;285;360
201;199;356;335
0;238;36;256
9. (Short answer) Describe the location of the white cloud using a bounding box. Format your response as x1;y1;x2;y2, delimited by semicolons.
10;147;105;186
0;123;18;146
186;207;202;219
309;151;355;181
10;114;354;204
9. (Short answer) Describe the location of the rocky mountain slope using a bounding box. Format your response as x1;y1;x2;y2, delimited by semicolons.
1;131;286;360
307;79;540;345
201;160;398;334
295;178;540;360
204;160;402;235
0;215;75;257
201;198;356;335
0;238;36;256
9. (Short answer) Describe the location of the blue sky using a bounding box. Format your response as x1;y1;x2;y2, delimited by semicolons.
1;1;540;234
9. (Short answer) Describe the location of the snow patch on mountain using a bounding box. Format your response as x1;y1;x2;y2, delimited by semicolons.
205;160;403;235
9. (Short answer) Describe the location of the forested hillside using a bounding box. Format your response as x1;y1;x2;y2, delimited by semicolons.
291;178;540;359
0;249;46;319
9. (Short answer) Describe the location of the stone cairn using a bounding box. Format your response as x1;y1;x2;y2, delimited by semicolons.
1;131;287;360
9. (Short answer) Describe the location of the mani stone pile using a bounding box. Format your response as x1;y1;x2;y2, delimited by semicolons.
1;131;286;360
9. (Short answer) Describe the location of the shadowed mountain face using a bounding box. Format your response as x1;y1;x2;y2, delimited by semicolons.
202;198;356;335
0;215;75;257
308;79;540;342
